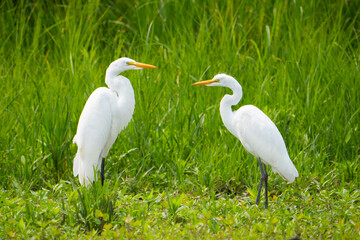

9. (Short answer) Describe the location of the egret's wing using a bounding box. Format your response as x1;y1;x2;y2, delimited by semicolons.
234;105;298;181
234;105;288;165
73;87;115;185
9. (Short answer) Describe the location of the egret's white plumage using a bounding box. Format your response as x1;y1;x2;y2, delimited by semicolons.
73;57;156;186
192;74;298;208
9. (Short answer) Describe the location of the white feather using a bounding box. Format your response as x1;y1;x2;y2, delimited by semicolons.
233;105;298;182
73;57;155;186
193;73;299;183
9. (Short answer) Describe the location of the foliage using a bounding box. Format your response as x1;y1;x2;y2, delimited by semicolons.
0;0;359;238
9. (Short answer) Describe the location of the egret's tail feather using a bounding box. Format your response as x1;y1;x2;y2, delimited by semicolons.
273;156;299;183
73;151;80;177
76;147;99;186
280;163;299;183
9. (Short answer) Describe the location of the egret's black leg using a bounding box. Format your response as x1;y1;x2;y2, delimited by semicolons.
256;157;265;205
101;158;105;186
263;163;268;209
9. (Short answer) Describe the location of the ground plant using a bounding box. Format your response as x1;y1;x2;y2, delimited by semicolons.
1;0;359;238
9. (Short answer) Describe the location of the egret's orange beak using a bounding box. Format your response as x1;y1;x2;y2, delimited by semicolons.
192;79;219;86
128;62;157;69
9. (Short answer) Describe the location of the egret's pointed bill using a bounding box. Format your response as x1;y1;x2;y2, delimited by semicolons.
192;79;219;86
128;62;157;69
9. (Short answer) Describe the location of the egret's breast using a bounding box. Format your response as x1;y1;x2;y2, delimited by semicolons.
110;92;135;135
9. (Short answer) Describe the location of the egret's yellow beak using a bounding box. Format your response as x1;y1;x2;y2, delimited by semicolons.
128;62;157;69
192;79;219;86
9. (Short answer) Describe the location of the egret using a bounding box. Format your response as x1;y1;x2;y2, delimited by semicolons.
73;57;156;186
192;74;298;208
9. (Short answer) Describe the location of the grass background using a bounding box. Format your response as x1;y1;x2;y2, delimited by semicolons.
1;0;359;238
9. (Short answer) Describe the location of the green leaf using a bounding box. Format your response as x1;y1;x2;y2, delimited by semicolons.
345;129;352;144
103;213;109;221
95;209;103;218
18;217;25;230
247;188;256;200
103;224;112;230
21;156;26;165
53;207;60;215
95;218;101;225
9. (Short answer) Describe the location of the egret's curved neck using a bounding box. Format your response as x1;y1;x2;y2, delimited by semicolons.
220;81;243;136
105;68;134;101
105;65;123;89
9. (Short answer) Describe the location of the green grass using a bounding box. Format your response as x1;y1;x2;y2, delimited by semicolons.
1;0;359;238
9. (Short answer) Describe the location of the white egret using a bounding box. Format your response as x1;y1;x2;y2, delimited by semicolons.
192;74;298;208
73;57;156;186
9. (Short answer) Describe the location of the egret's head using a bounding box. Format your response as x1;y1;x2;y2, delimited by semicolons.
108;57;156;74
192;74;236;87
